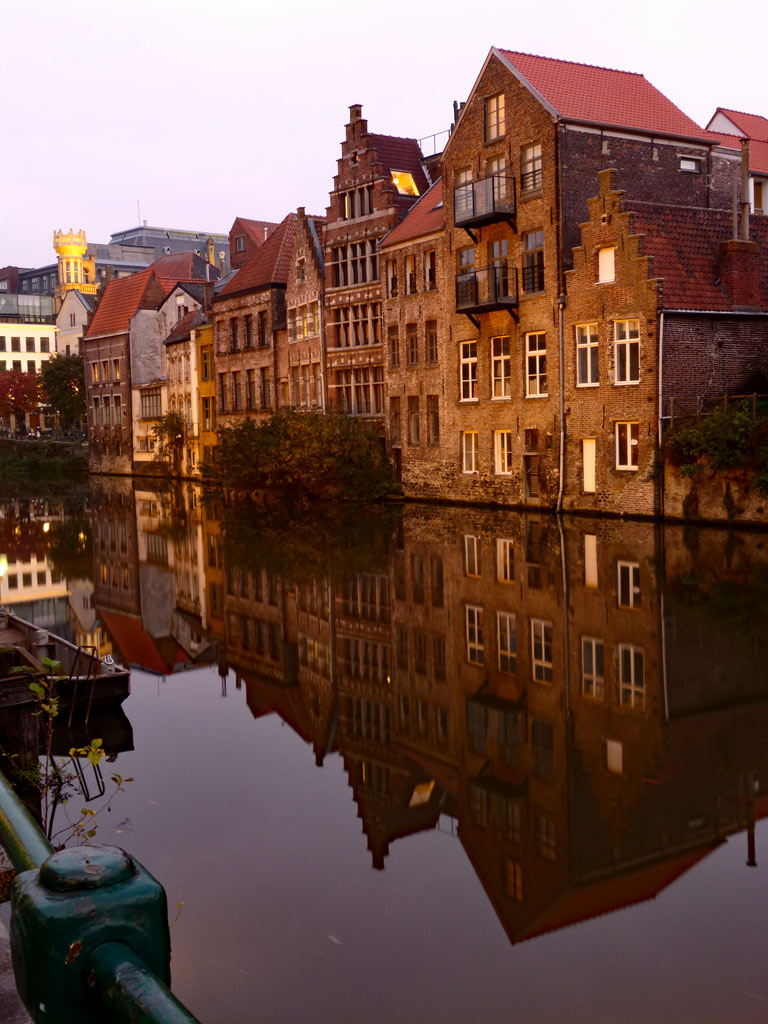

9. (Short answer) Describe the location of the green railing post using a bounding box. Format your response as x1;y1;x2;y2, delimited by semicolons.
0;768;201;1023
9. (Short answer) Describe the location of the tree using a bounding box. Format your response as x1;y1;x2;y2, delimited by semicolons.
39;355;85;428
153;411;186;475
0;371;40;431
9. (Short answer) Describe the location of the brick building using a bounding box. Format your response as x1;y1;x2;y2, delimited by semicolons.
324;105;431;430
228;216;279;271
282;208;326;410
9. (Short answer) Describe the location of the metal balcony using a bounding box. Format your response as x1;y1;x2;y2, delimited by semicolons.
455;266;518;319
454;175;516;229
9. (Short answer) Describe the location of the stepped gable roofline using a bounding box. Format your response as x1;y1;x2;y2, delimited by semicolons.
216;213;298;298
708;107;768;142
163;308;198;345
496;49;713;142
622;198;768;312
381;179;444;248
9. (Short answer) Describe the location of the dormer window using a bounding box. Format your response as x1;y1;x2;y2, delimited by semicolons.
235;235;246;253
391;171;419;197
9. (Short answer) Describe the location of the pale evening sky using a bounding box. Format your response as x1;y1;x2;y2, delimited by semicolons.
0;0;762;269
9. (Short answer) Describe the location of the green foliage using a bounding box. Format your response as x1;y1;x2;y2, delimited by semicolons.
39;355;86;427
153;411;186;472
47;513;91;582
216;410;395;505
664;401;768;493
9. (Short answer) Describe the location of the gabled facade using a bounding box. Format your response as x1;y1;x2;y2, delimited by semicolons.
324;105;430;429
282;208;326;410
229;217;279;270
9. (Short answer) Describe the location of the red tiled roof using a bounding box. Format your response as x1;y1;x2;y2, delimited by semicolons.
497;50;712;141
85;269;160;338
382;179;444;247
236;217;280;246
369;133;430;194
706;131;768;175
625;200;768;311
217;214;298;298
150;252;219;280
713;108;768;142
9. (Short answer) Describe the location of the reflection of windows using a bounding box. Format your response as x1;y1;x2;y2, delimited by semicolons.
614;319;640;384
433;634;446;680
581;637;604;699
462;431;479;474
535;812;556;861
496;539;514;582
606;739;623;774
617;561;640;608
469;781;489;824
616;421;639;470
464;534;480;577
619;644;645;708
431;556;444;607
497;611;517;673
531;619;553;682
467;701;488;754
465;604;484;664
504;859;523;901
576;323;599;386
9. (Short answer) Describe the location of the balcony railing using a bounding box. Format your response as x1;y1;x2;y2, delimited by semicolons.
454;175;516;228
456;266;518;314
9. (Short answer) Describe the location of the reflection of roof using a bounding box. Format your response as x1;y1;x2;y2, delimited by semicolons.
519;843;721;943
383;180;444;247
241;671;312;743
99;609;190;675
496;49;711;141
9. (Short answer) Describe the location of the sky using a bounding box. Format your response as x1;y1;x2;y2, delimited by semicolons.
1;0;763;269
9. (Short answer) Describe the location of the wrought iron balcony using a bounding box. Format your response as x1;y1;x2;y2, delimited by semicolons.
454;175;516;228
456;266;518;315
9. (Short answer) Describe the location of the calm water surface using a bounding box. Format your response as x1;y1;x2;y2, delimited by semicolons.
2;480;767;1023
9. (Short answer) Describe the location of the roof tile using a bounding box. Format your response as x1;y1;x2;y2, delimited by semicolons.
217;214;298;298
382;179;444;247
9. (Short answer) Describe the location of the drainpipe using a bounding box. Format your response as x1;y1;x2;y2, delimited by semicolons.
741;139;751;241
657;311;665;518
556;294;567;512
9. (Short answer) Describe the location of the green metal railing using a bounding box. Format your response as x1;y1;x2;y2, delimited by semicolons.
0;767;201;1024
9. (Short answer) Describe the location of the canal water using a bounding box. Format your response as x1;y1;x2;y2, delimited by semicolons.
1;479;767;1023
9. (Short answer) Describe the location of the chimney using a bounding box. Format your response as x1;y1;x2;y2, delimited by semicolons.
741;139;751;241
202;280;214;313
348;103;367;136
718;237;761;309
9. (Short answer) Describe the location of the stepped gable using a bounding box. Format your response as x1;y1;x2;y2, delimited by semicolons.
383;179;444;247
217;214;298;298
624;199;768;311
496;49;712;142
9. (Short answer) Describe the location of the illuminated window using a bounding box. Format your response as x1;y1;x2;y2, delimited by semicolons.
391;171;420;196
615;421;639;470
485;93;505;140
521;143;542;191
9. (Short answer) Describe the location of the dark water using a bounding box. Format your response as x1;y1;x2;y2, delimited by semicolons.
2;480;768;1023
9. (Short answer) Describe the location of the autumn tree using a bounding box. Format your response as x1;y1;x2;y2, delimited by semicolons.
0;371;40;431
39;355;86;428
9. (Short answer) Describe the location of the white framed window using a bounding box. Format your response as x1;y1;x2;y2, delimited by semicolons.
488;156;507;203
464;534;480;577
614;319;640;384
496;538;514;582
617;561;640;608
618;643;645;708
521;143;542;192
576;323;599;386
598;247;615;283
460;340;478;401
615;421;639;470
462;431;479;474
581;637;604;699
465;605;484;664
494;430;513;475
491;335;511;398
526;333;547;397
531;618;553;683
497;611;517;673
679;157;701;173
485;93;505;140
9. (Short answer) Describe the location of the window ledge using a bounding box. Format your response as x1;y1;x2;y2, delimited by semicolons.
576;383;600;389
519;188;543;203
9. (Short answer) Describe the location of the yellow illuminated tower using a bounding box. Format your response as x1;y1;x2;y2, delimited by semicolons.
53;229;98;297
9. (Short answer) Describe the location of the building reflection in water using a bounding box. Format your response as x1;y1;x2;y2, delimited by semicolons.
90;476;768;946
